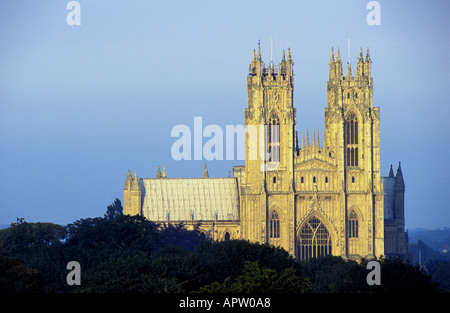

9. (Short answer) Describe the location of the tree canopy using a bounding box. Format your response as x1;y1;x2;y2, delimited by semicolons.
0;213;443;293
104;198;123;220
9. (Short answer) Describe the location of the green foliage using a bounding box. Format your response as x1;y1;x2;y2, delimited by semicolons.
65;215;160;255
78;252;182;293
300;255;367;293
199;261;308;293
104;198;123;220
0;215;444;293
427;260;450;291
158;222;206;250
369;257;440;293
299;255;440;293
0;217;66;255
0;256;44;293
193;239;300;284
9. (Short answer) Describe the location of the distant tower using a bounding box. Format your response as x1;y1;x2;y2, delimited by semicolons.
382;162;408;257
123;170;141;216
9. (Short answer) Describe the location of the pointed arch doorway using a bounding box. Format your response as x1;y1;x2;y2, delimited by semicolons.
296;216;332;260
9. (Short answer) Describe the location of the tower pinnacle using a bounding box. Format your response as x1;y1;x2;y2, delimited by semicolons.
162;164;167;178
388;164;394;177
203;162;209;178
156;165;161;178
395;162;405;191
346;61;352;80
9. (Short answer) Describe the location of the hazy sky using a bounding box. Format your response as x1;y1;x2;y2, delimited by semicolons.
0;0;449;229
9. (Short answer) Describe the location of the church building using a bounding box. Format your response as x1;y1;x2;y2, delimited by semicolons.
123;46;407;260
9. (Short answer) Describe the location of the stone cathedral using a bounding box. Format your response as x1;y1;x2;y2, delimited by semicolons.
123;46;408;260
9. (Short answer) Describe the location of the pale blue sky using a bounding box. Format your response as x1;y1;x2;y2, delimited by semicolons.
0;0;449;229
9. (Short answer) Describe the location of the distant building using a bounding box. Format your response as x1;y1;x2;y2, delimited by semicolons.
382;163;408;258
124;46;407;260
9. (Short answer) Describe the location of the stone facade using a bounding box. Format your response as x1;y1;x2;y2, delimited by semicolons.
123;46;407;260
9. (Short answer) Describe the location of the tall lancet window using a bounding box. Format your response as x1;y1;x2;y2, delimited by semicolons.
269;210;280;239
348;210;359;238
345;112;359;167
268;116;280;162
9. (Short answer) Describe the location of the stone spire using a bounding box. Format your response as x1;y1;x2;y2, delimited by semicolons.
335;47;342;78
306;128;310;147
286;47;293;76
302;130;305;149
356;47;364;77
317;130;320;148
388;164;394;177
329;47;336;80
279;49;287;75
156;165;161;178
162;164;167;178
124;170;132;190
313;128;316;146
394;162;405;191
346;59;352;80
203;162;209;178
364;47;371;77
131;170;140;190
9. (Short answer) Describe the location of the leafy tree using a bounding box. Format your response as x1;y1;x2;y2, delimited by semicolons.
427;260;450;291
300;255;367;293
78;252;181;293
0;215;443;294
104;198;123;220
367;257;440;293
193;239;301;286
0;256;44;293
158;222;206;250
300;255;440;293
0;218;66;256
148;250;204;292
200;261;308;293
0;219;78;292
65;215;160;255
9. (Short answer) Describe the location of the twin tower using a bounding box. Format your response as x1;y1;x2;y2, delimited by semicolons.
124;45;407;260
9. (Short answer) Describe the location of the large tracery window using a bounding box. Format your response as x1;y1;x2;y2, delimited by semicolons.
269;210;280;239
296;217;332;260
268;116;280;162
345;112;359;167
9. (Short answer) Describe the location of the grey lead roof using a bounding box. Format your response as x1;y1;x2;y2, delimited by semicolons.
140;178;240;222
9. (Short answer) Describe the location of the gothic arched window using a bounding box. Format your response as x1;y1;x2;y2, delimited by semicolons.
345;112;359;167
349;210;359;238
269;210;280;239
268;116;280;163
296;217;332;260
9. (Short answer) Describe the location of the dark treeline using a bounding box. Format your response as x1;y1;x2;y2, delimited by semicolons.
0;200;444;293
